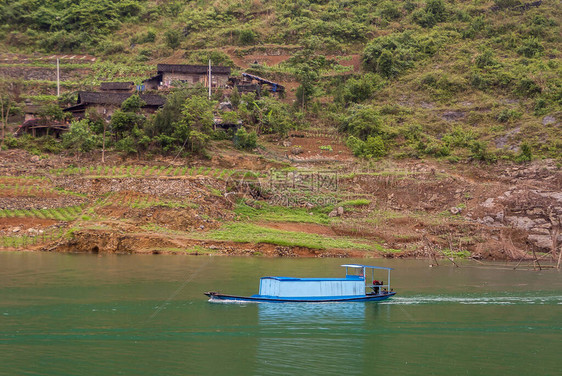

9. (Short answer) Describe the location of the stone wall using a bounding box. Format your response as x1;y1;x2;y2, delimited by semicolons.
161;72;229;87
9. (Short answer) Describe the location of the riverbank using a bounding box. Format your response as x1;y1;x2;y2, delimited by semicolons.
1;147;561;262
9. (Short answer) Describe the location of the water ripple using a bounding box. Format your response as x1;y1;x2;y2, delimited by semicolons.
381;294;562;305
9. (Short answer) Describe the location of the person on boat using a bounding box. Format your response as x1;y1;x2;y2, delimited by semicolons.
372;280;381;294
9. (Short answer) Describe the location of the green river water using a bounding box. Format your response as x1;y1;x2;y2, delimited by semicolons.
0;252;560;375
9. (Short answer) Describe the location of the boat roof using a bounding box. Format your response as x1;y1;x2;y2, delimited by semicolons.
262;277;359;281
341;264;393;270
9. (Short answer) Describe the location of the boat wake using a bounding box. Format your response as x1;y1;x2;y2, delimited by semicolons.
381;294;562;305
208;297;258;304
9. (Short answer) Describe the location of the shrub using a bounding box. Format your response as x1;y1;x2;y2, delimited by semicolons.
132;30;156;44
516;141;532;162
470;72;489;90
233;127;257;150
469;140;496;162
412;0;446;28
515;78;541;97
443;127;475;148
337;73;385;104
420;139;450;157
377;49;395;78
339;105;383;140
475;50;497;69
110;110;146;138
347;135;386;158
164;29;182;49
517;38;544;58
238;29;257;45
364;135;386;158
100;40;126;55
496;109;522;123
39;30;84;52
363;31;431;77
379;2;401;20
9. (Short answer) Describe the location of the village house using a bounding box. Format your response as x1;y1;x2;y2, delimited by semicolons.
14;100;69;138
229;73;285;96
143;64;231;90
99;81;135;92
63;91;165;120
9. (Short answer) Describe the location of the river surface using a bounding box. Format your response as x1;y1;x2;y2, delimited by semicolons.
0;252;560;376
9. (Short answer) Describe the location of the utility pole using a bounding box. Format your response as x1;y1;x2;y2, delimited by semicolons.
56;58;60;97
208;59;212;100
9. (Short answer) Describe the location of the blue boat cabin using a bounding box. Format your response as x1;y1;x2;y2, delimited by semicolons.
257;264;392;299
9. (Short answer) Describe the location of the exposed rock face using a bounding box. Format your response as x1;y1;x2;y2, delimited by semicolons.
473;161;562;253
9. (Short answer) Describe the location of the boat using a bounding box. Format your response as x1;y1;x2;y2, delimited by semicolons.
205;264;396;303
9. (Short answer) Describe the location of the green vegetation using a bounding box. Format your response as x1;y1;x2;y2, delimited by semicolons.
0;205;84;221
340;199;371;207
0;228;65;248
0;0;560;162
441;249;471;259
235;202;332;225
193;222;375;251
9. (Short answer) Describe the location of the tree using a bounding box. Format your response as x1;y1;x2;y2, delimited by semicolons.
38;103;67;122
110;94;147;141
0;93;13;148
121;94;145;112
230;86;241;109
180;95;215;133
110;110;145;139
234;127;257;149
62;119;99;153
295;64;319;111
147;86;203;138
0;82;19;148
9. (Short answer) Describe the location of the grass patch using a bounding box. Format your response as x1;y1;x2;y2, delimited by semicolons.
235;202;332;225
441;249;471;258
340;199;372;207
182;245;218;254
193;222;376;251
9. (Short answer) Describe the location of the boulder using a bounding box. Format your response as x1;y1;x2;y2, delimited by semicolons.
481;198;495;208
505;216;535;231
449;207;462;215
528;234;552;250
542;115;556;126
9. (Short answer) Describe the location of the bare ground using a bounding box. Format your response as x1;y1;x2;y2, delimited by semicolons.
1;144;561;262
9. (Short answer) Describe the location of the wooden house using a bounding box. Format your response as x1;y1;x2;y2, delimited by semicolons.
229;73;285;96
99;81;135;92
143;64;231;90
14;119;69;138
63;91;165;120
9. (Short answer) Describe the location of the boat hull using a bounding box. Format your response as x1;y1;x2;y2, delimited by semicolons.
205;291;396;303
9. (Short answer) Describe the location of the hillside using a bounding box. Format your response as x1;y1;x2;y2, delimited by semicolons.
1;0;561;159
0;0;561;263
